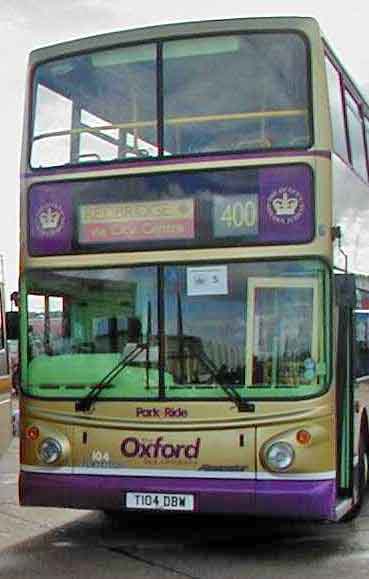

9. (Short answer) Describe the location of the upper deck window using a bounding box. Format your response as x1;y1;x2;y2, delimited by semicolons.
345;90;368;181
163;33;311;156
325;57;349;163
30;31;311;169
31;44;158;168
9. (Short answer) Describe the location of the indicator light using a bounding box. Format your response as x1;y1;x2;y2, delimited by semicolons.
27;426;40;441
296;429;312;445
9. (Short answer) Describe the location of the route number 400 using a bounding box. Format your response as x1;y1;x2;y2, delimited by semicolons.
220;200;257;229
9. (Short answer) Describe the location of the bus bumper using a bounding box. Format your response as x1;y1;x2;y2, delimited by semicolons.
19;471;336;521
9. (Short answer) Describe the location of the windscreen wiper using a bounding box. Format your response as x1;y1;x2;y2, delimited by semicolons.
175;291;254;412
75;342;147;412
194;347;255;413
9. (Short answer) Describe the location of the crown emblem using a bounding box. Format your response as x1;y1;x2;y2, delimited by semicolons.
38;207;62;229
271;190;298;216
267;186;304;224
36;203;65;236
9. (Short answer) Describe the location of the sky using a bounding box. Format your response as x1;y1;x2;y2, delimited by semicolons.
1;0;369;300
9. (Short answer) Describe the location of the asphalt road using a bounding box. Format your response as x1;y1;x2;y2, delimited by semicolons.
1;438;369;579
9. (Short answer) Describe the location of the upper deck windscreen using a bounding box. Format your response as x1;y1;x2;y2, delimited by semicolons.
30;31;311;168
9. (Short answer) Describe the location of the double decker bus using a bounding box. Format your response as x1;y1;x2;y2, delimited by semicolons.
0;257;13;459
19;17;369;520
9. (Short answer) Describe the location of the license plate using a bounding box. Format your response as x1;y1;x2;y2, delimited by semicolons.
125;492;194;511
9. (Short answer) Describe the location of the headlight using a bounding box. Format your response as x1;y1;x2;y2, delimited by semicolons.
38;438;63;464
263;441;295;472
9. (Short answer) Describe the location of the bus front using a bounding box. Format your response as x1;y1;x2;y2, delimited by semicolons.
19;18;336;519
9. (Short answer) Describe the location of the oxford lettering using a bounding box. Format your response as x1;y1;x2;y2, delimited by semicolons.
121;436;201;460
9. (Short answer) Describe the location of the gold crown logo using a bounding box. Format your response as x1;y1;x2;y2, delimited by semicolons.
38;206;62;230
271;189;299;216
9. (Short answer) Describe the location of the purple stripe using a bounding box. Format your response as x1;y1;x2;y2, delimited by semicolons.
254;479;336;520
20;472;336;520
22;150;332;179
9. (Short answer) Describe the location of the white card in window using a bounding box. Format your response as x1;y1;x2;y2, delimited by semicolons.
187;266;228;296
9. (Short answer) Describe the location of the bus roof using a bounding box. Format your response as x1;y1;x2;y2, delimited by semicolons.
29;16;322;65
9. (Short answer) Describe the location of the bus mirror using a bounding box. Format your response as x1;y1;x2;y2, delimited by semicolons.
6;311;20;341
334;274;356;308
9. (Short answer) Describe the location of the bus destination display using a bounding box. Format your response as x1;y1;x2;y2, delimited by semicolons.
28;164;314;255
79;199;195;243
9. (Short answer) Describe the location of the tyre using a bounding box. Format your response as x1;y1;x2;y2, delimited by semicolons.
342;428;368;522
355;436;367;510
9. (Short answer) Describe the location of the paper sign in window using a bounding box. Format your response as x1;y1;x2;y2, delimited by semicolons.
187;266;228;296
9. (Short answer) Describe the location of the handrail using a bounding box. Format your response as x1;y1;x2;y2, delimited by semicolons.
32;108;308;142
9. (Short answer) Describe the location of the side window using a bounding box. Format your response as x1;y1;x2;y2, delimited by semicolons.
345;90;368;180
27;294;64;357
27;295;46;358
355;311;369;378
325;57;349;162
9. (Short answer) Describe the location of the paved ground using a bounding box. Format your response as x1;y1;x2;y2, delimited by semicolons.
0;439;87;550
1;438;369;578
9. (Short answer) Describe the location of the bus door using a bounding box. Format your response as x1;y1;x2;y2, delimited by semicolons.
335;274;356;497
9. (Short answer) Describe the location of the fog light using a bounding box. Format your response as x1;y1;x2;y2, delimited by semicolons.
38;438;62;464
264;441;295;472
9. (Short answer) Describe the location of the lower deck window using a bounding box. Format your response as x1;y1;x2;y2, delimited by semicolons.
24;259;329;401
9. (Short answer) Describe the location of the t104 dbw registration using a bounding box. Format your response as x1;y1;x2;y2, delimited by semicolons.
125;492;194;511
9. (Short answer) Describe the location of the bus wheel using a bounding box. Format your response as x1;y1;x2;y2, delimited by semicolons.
342;431;367;522
356;436;367;509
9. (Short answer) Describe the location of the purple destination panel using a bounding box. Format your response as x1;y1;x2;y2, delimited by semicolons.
258;165;314;244
28;183;74;255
